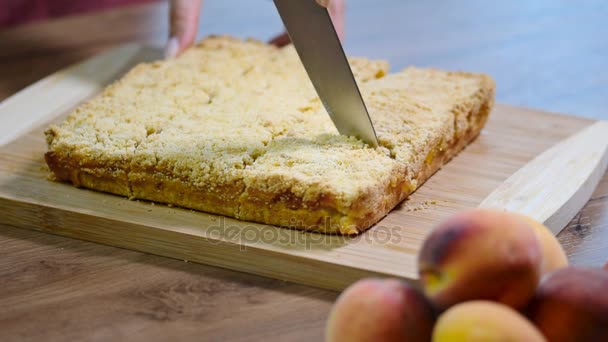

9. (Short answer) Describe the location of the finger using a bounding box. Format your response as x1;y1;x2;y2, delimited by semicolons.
166;0;203;58
269;32;291;47
270;0;345;47
315;0;345;41
165;37;180;59
327;0;345;40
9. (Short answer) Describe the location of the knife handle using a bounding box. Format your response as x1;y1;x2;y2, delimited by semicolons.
478;121;608;235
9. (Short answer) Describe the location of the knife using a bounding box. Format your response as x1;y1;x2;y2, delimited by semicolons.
273;0;379;147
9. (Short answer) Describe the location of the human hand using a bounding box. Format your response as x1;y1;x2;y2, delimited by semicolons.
165;0;346;57
269;0;345;47
165;0;203;58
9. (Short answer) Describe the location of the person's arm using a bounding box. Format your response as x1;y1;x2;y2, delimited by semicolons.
165;0;345;58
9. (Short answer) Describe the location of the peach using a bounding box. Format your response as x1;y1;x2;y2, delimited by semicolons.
527;267;608;342
325;278;436;342
517;214;568;275
432;300;546;342
418;209;542;311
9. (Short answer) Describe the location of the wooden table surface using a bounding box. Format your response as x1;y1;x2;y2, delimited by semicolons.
1;1;607;341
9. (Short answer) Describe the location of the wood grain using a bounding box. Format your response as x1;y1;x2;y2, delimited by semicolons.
0;44;161;146
0;224;336;341
0;2;167;100
1;1;607;341
0;44;598;290
479;121;608;234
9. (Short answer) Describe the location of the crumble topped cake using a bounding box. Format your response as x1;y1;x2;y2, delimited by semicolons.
45;36;495;234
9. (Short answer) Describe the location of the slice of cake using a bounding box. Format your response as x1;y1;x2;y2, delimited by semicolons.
45;36;495;234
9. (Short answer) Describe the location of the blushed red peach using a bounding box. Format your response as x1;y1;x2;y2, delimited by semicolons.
527;267;608;342
325;278;436;342
418;209;542;311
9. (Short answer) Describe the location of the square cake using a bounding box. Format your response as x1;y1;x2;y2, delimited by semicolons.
45;36;495;234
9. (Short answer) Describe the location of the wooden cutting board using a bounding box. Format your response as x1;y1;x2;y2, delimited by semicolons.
0;45;598;291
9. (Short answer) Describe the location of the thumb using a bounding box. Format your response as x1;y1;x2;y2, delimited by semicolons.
316;0;345;41
166;0;203;58
327;0;345;41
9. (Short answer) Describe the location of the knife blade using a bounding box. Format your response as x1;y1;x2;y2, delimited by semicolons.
273;0;379;147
